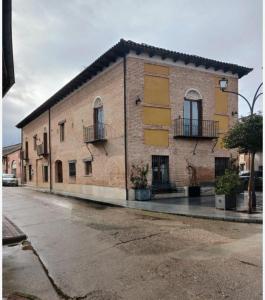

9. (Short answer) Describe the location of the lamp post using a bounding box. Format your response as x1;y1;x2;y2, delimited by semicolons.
219;78;263;115
219;78;263;211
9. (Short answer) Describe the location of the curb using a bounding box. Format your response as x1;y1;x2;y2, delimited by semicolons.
125;206;263;224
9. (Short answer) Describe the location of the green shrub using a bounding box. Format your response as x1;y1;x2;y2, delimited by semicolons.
130;163;149;189
215;169;242;196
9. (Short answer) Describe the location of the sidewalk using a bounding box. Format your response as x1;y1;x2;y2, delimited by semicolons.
22;186;262;223
126;195;263;223
3;244;60;300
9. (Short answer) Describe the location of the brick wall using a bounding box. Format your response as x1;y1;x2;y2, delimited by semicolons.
22;59;126;201
21;52;239;201
126;54;238;190
22;111;49;189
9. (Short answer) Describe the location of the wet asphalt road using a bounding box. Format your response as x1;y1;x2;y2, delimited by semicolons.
3;187;262;300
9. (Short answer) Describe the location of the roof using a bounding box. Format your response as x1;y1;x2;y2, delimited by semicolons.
16;39;253;128
3;143;21;157
2;0;15;97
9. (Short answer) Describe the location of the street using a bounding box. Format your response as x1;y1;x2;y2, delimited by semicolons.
3;187;262;300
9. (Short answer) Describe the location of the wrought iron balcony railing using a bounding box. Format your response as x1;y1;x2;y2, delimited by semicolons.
174;118;219;139
83;123;107;143
37;143;48;156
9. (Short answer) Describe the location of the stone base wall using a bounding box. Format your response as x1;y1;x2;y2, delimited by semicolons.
24;184;127;206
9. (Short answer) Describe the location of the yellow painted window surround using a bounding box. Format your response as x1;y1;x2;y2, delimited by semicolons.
214;114;229;149
143;107;171;126
144;63;169;76
214;115;229;134
144;129;169;147
215;77;228;114
144;75;170;106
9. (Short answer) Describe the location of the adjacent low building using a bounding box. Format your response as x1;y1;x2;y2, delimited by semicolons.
239;152;263;173
2;143;22;183
16;39;252;204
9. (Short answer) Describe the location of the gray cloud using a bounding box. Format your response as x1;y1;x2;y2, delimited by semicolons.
3;0;262;146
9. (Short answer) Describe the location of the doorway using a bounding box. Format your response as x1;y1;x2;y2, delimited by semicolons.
183;99;202;136
23;166;27;183
55;160;63;183
152;155;169;191
94;106;104;140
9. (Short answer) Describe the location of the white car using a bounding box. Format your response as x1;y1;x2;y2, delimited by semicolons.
2;173;18;186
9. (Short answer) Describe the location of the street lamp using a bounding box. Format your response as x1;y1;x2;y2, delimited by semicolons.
218;78;263;115
219;78;228;90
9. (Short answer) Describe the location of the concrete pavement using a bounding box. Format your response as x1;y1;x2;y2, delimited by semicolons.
3;187;262;299
3;244;60;300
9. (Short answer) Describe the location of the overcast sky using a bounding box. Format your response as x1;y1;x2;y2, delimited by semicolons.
3;0;263;146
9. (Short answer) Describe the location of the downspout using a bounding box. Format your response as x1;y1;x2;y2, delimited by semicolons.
21;129;23;184
48;108;52;192
123;55;128;200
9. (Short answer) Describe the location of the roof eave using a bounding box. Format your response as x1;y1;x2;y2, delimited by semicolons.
16;39;253;128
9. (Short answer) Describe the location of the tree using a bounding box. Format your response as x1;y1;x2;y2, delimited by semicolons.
223;114;263;213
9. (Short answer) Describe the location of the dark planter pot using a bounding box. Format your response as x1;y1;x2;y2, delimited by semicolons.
135;189;151;201
215;194;236;210
188;186;201;197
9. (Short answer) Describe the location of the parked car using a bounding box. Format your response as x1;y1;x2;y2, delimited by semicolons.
2;173;18;186
239;170;262;191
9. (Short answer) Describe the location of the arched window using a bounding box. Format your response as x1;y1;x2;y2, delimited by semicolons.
183;89;202;136
93;97;104;139
55;160;63;183
185;89;202;101
93;97;103;109
11;160;17;177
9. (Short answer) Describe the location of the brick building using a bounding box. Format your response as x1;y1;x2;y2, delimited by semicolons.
2;143;22;183
16;39;252;204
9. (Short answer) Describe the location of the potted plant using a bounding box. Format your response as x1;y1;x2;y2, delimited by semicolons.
186;160;201;197
215;169;242;210
130;163;151;201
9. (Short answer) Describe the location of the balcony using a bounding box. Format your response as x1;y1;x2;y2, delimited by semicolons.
37;143;48;156
174;118;219;139
83;123;107;143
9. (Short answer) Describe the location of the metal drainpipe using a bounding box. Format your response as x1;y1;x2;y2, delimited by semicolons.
123;55;128;201
21;129;23;185
48;108;52;192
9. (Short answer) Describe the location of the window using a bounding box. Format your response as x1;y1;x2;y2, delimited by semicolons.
11;161;17;177
152;155;169;189
60;123;65;142
69;161;76;177
183;99;202;136
25;141;29;159
29;165;32;181
43;166;48;182
55;160;63;182
58;121;66;142
215;157;230;177
84;160;92;175
93;98;104;140
24;166;27;183
33;135;37;150
43;132;48;153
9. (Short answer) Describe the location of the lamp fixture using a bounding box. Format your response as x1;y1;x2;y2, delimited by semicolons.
219;78;228;90
135;96;141;105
